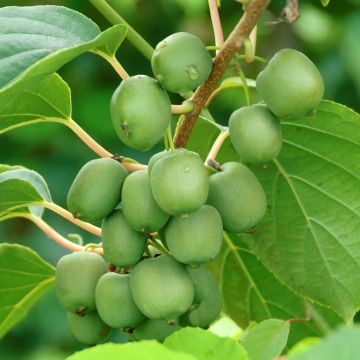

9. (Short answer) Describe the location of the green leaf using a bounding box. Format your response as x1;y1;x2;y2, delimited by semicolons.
0;73;71;134
0;243;55;339
164;327;248;360
67;341;197;360
0;165;51;218
241;319;290;360
288;326;360;359
0;5;126;108
321;0;330;6
221;233;342;346
243;101;360;322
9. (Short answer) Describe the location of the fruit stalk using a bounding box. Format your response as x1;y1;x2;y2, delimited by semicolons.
173;0;269;148
208;0;224;54
205;130;229;166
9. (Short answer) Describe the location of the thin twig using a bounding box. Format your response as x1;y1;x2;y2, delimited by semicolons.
173;0;269;148
208;0;224;54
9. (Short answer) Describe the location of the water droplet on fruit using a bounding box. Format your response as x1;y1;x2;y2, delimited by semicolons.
184;166;191;173
186;66;199;80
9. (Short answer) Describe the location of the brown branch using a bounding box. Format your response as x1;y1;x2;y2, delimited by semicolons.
173;0;269;148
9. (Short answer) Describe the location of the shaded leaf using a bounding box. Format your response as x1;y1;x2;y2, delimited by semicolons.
0;244;55;339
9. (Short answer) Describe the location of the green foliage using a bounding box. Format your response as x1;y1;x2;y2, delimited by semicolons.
0;165;51;218
152;32;213;94
130;255;194;320
0;5;126;109
101;209;147;267
55;252;107;314
122;170;169;232
95;272;145;328
207;162;267;232
67;158;127;222
164;327;248;360
241;319;290;360
164;205;222;265
256;49;324;119
110;75;172;151
229;104;282;164
67;311;111;345
0;244;55;339
150;149;209;215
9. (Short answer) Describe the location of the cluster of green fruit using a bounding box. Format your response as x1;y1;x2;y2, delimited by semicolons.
55;29;324;345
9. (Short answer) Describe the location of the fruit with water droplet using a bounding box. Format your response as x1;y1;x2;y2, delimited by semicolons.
164;205;223;265
229;104;282;163
95;272;145;328
122;170;170;233
110;75;172;151
102;209;147;268
207;162;267;232
130;255;194;320
180;266;222;328
256;49;324;119
67;311;111;344
67;158;127;223
150;149;209;215
134;319;180;342
152;32;213;94
55;252;107;314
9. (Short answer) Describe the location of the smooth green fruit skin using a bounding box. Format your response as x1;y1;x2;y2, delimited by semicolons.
130;255;194;320
207;162;267;232
150;149;209;215
148;150;171;175
152;32;213;94
67;311;111;345
229;104;282;163
134;319;180;342
181;266;222;328
102;209;146;268
164;205;223;265
256;49;324;119
56;252;107;314
95;272;145;328
110;75;172;151
67;158;127;223
122;170;170;233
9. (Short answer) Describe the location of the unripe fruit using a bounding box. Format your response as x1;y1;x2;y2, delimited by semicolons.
55;252;107;314
256;49;324;119
134;319;180;342
110;75;172;151
148;150;171;175
95;272;145;328
207;162;267;232
181;266;222;328
67;311;111;345
164;205;222;265
229;105;282;163
122;170;169;233
152;32;213;94
102;210;146;268
130;255;194;320
150;149;209;215
67;158;127;223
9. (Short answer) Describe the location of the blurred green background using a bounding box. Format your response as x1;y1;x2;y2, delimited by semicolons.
0;0;359;358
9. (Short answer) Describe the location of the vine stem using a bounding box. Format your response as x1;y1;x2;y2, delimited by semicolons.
173;0;269;148
65;119;147;171
205;130;229;165
93;50;129;80
90;0;154;60
26;214;104;255
208;0;224;54
42;202;102;237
